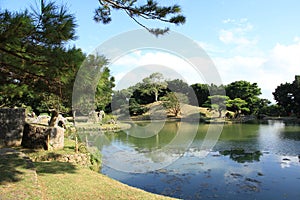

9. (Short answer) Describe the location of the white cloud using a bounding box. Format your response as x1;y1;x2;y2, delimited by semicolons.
109;28;300;102
110;50;208;90
293;36;300;42
211;40;300;101
219;18;257;48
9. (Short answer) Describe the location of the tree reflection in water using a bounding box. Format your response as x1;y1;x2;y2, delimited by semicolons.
219;148;262;163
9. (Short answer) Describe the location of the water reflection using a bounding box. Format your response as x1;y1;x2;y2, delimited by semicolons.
98;120;300;199
219;149;262;163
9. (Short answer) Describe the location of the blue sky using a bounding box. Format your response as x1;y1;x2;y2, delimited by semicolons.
2;0;300;102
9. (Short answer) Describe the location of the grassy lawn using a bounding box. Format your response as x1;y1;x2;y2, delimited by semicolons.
0;149;41;200
35;162;174;200
0;139;176;200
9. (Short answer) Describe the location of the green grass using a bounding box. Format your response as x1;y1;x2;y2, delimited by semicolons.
0;139;176;200
0;150;41;200
35;162;175;200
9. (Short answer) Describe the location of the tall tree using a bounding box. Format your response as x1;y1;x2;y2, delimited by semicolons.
166;79;190;95
190;83;209;106
0;1;85;125
94;0;186;36
76;54;115;111
140;72;167;102
225;81;261;114
273;82;294;115
273;76;300;116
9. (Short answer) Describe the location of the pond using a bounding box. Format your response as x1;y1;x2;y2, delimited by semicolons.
92;120;300;199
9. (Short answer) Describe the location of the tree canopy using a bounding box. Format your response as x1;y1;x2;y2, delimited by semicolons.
0;1;115;126
226;98;249;117
204;95;229;118
140;72;168;102
225;81;261;114
273;76;300;116
0;1;85;113
161;92;189;117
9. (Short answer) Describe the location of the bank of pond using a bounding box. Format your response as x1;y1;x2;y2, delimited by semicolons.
77;120;300;200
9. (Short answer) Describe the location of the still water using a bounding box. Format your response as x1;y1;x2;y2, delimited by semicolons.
96;120;300;199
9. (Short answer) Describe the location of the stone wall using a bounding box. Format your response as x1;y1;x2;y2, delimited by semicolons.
22;123;64;150
30;153;90;166
0;108;25;147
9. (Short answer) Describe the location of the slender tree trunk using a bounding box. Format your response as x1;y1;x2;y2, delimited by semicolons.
49;110;59;127
75;135;78;153
155;92;158;102
72;110;76;126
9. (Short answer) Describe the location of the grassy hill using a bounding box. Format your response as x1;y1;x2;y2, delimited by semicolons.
130;101;226;122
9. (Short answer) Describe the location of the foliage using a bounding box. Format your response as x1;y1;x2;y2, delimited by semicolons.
129;98;149;116
161;92;189;116
227;98;249;117
204;95;229;118
254;98;271;116
94;0;186;36
101;114;117;124
1;1;115;123
140;72;168;102
259;104;286;117
190;83;209;106
73;54;115;113
225;81;262;114
273;76;300;116
166;79;191;95
0;1;85;117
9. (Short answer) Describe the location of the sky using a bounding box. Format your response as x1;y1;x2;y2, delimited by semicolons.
2;0;300;102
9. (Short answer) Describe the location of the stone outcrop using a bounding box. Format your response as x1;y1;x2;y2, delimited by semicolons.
21;123;64;150
0;108;25;147
30;153;90;166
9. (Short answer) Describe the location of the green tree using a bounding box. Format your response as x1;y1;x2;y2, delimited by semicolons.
255;98;271;117
273;82;294;115
260;104;286;117
94;0;186;36
128;98;148;116
190;83;209;106
140;72;167;102
161;92;189;117
273;75;300;116
205;95;229;118
0;1;85;125
226;98;249;118
225;81;262;114
166;79;190;95
292;75;300;116
82;55;115;111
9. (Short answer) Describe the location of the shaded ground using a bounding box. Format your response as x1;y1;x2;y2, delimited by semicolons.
0;148;175;200
0;148;41;200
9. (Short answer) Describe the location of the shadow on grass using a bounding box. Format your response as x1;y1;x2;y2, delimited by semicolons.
35;161;77;175
0;152;33;184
